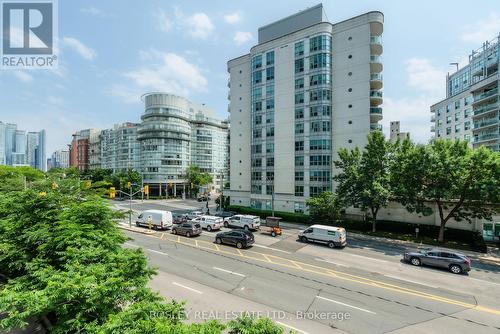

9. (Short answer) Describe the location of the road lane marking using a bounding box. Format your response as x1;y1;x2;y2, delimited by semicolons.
316;296;376;314
290;260;303;269
147;249;168;256
262;254;273;263
236;249;244;256
213;266;246;277
384;274;440;289
315;258;350;267
122;227;500;316
253;244;292;254
172;282;203;294
276;321;310;334
344;253;388;263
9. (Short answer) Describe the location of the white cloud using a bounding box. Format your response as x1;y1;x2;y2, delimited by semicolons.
233;31;253;45
12;71;33;83
112;51;208;103
62;37;96;60
224;12;241;24
81;6;104;17
156;9;173;32
186;13;214;39
405;58;446;97
462;13;500;44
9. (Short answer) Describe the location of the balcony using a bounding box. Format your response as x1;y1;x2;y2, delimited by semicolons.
431;115;436;122
370;55;383;73
431;125;436;132
473;101;499;116
370;36;383;55
370;107;383;121
473;133;499;143
473;118;500;130
370;90;383;106
473;88;498;105
370;123;382;131
370;73;383;90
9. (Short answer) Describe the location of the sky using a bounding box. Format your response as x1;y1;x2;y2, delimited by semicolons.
1;0;500;154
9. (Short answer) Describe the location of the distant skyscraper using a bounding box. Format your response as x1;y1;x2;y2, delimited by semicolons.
26;132;38;168
0;122;46;171
50;149;69;169
37;130;47;171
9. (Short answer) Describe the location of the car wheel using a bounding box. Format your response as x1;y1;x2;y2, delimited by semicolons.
244;225;249;231
186;231;191;238
135;222;140;227
172;229;177;235
410;257;421;266
207;225;212;232
300;236;308;243
224;221;229;228
328;241;335;249
449;264;462;274
271;231;277;237
216;237;222;244
236;242;243;249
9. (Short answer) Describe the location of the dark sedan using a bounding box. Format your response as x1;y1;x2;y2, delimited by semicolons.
403;249;471;274
215;230;254;249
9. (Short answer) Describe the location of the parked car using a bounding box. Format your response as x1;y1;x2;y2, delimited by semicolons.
298;225;347;248
215;210;237;219
184;211;204;220
403;249;471;274
173;214;188;225
136;210;173;230
190;215;223;232
171;222;202;237
215;230;255;249
224;214;261;230
197;195;210;202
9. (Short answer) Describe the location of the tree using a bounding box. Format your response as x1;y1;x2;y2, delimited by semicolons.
0;165;44;193
334;131;392;232
306;192;343;223
391;139;500;242
185;165;213;197
110;168;142;190
227;315;289;334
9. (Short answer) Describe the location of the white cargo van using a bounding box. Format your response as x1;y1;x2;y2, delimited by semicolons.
136;210;173;230
298;225;347;248
191;215;223;232
224;214;261;231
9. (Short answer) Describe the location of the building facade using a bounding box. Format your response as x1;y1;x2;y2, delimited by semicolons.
69;129;100;172
389;121;410;142
0;122;46;171
227;5;384;213
431;34;499;152
49;149;69;169
100;123;140;173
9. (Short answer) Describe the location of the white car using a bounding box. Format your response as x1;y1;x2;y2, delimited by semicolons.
184;211;204;220
191;215;223;232
224;214;261;231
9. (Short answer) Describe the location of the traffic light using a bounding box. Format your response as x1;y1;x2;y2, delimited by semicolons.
127;181;131;189
191;182;194;189
144;185;149;195
109;187;116;198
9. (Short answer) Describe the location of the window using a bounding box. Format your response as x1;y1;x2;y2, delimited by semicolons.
295;141;304;151
295;58;304;73
266;84;274;97
253;129;261;138
251;144;262;154
266;185;274;195
310;139;330;150
295;108;304;119
266;67;274;81
294;202;305;213
455;124;460;133
266;171;274;180
295;156;304;166
310;155;330;166
310;105;331;117
266;143;274;153
295;41;304;57
464;121;471;131
310;186;330;197
266;157;274;167
295;123;304;134
455;100;460;109
310;170;330;182
266;99;274;110
251;184;262;194
295;171;304;181
266;112;274;124
252;55;262;69
310;74;331;86
464;96;473;106
446;116;452;124
295;93;304;104
309;53;331;69
254;115;262;125
309;35;331;52
266;127;274;137
251;171;261;180
464;109;471;118
252;87;262;100
253;101;262;112
311;121;330;133
310;89;331;101
446;104;452;113
295;186;304;196
446;127;452;135
455;113;460;122
251;158;262;167
266;51;274;66
295;78;304;89
252;70;262;84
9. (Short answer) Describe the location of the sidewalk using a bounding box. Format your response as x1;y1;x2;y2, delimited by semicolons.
277;221;500;266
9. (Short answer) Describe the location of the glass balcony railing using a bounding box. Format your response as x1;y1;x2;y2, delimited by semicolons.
473;118;500;129
370;90;383;98
473;88;498;103
473;101;499;116
473;133;499;143
370;36;382;44
370;123;383;131
370;73;383;81
431;125;436;132
370;107;383;114
370;55;382;63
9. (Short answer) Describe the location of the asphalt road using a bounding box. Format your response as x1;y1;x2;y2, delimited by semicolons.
115;199;500;334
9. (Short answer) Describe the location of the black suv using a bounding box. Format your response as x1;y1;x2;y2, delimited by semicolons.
215;230;254;249
172;222;202;237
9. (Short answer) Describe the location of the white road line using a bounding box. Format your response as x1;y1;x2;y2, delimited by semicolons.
384;274;440;289
315;258;350;267
316;296;376;314
276;321;311;334
172;282;203;294
147;249;168;256
213;266;246;277
252;244;292;254
344;253;388;263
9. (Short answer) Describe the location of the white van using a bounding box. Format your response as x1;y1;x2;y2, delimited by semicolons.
136;210;173;230
191;215;223;232
224;214;261;231
298;225;347;248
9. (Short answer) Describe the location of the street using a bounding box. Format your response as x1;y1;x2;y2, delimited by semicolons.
114;199;500;334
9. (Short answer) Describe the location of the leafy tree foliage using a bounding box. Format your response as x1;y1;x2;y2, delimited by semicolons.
306;192;343;223
185;165;213;196
334;131;392;232
391;139;500;242
110;168;142;190
227;315;288;334
0;165;44;193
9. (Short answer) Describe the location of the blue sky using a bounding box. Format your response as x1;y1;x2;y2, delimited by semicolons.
1;0;500;154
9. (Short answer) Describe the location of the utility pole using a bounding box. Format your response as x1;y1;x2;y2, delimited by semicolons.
118;187;142;228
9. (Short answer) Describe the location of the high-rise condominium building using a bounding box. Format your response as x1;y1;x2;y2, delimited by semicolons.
100;123;140;173
50;149;69;169
139;93;229;196
431;34;499;152
227;4;384;213
69;129;100;171
0;123;46;171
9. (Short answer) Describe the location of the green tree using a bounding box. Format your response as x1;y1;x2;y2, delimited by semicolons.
334;131;392;232
110;168;142;191
391;139;500;242
0;165;44;193
185;165;213;197
306;191;343;223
